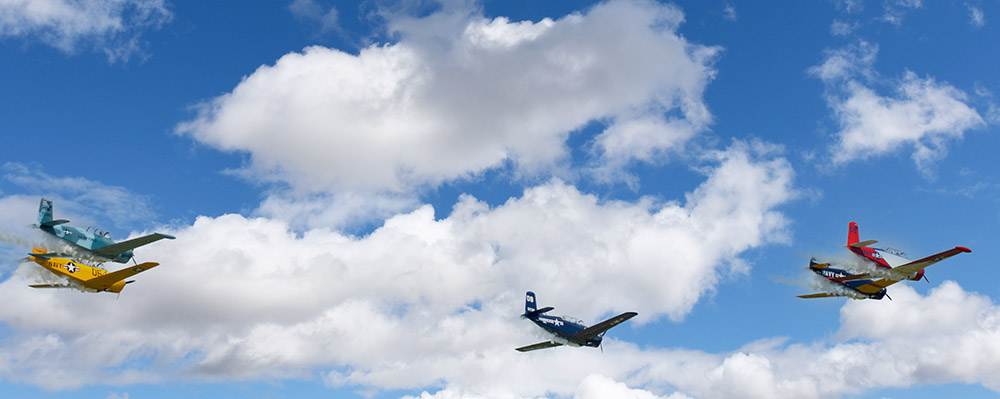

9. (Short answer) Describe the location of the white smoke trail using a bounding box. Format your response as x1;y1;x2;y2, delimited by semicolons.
14;259;65;285
0;228;112;267
0;231;36;249
805;273;869;299
822;252;913;281
13;260;94;293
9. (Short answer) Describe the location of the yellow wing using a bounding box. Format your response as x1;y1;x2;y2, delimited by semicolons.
84;262;159;291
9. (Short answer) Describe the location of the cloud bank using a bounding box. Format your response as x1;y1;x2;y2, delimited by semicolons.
0;141;796;394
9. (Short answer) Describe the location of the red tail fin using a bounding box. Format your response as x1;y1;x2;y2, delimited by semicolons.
848;222;859;246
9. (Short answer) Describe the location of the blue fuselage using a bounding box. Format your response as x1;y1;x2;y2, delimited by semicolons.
808;263;887;300
527;314;601;347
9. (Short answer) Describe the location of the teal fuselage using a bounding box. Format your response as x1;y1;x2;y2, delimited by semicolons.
37;223;133;263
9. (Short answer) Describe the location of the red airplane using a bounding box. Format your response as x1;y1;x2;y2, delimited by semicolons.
798;222;971;300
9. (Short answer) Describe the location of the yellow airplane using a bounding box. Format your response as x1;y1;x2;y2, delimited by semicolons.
27;247;159;294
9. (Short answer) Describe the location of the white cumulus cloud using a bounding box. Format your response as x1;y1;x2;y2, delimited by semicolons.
177;0;719;195
811;43;986;176
0;141;795;394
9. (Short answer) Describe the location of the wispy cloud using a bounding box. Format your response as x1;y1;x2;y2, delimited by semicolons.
810;42;986;178
0;0;172;62
967;3;986;28
289;0;340;34
881;0;923;25
830;20;857;36
722;3;737;21
1;163;156;229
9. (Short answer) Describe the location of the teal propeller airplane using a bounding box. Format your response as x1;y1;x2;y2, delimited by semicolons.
516;291;637;352
33;198;174;264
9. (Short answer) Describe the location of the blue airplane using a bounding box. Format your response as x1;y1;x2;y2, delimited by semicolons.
516;291;637;352
34;198;174;264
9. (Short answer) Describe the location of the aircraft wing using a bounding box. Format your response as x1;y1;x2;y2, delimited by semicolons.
92;233;175;259
832;273;869;282
888;246;971;277
853;246;971;293
573;312;638;342
515;341;562;352
29;284;71;289
797;292;841;299
86;262;159;291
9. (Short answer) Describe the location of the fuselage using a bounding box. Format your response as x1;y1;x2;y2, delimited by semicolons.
849;245;925;281
846;221;924;281
526;314;601;347
28;251;127;293
806;260;887;300
37;223;133;263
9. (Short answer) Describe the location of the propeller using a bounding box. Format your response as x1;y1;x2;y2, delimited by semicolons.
885;293;892;301
923;275;930;284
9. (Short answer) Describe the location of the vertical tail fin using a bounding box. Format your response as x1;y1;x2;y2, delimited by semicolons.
525;291;537;314
848;222;859;246
38;198;53;225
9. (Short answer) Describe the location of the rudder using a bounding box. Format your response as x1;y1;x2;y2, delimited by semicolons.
525;291;537;314
848;222;859;246
37;198;53;225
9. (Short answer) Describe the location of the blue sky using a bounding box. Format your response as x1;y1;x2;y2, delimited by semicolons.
0;0;998;398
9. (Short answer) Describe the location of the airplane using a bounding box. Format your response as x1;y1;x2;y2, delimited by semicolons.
34;198;174;263
798;222;970;300
26;247;158;294
515;291;637;352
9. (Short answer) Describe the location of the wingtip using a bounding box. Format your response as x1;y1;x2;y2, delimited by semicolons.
956;246;971;253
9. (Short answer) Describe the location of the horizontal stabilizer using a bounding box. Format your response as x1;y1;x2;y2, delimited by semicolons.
797;292;840;299
29;284;70;289
526;306;554;318
39;219;70;227
515;341;562;352
850;240;878;248
28;252;61;260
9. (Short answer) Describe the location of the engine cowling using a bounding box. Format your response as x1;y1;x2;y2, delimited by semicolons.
109;280;128;293
909;268;925;281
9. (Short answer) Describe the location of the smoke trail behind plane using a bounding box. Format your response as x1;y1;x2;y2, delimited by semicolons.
0;229;111;267
805;273;868;299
